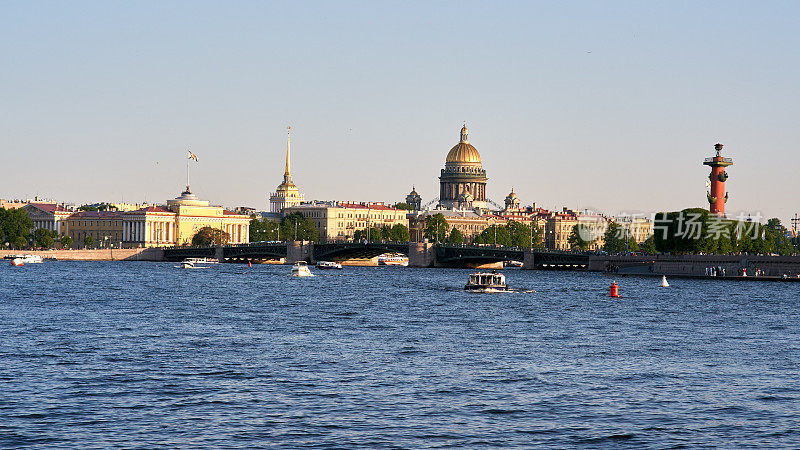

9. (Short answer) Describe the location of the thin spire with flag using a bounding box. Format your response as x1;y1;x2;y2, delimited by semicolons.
186;147;198;192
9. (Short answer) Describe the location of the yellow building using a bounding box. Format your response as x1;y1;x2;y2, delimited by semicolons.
283;201;409;241
543;209;608;251
66;211;124;248
119;188;251;247
269;127;304;213
62;189;250;249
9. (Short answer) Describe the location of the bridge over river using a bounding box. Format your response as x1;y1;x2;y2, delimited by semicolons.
163;241;590;270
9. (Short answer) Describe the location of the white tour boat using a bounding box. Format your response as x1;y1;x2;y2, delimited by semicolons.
7;254;43;265
291;261;314;277
377;255;409;267
464;272;508;293
316;261;343;270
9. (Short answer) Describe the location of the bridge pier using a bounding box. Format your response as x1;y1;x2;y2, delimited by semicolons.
215;245;224;262
409;242;435;268
522;249;535;270
286;241;314;264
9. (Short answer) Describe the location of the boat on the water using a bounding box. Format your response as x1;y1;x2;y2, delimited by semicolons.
377;255;409;267
175;257;214;269
6;254;43;264
291;261;314;277
182;257;219;264
464;272;508;292
504;260;523;268
661;275;669;287
316;261;342;270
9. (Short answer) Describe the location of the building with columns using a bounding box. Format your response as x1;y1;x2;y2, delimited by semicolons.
122;206;179;247
438;124;488;210
405;187;422;211
121;189;250;247
63;188;250;248
22;202;74;235
270;127;304;213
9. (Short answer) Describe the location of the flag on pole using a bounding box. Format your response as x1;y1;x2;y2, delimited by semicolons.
188;150;199;161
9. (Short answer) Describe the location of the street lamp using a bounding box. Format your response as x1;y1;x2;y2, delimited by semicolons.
530;221;534;250
104;235;113;261
366;207;371;243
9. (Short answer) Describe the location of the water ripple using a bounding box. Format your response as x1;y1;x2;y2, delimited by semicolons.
1;262;799;447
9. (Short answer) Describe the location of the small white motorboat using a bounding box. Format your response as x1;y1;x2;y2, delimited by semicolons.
316;261;342;270
175;259;211;269
6;254;43;264
291;261;314;277
660;275;669;287
465;271;508;293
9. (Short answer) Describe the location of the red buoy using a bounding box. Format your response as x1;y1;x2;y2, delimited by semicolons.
610;281;620;298
248;261;252;268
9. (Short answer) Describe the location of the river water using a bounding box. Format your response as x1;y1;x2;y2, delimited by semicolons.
1;261;799;448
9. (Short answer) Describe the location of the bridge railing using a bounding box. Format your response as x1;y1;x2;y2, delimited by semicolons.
164;240;594;256
432;243;590;255
317;240;410;246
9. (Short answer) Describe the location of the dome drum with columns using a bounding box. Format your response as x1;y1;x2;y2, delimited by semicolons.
438;124;488;210
504;188;521;211
405;186;422;211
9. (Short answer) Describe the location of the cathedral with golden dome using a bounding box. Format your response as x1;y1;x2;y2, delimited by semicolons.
438;124;488;210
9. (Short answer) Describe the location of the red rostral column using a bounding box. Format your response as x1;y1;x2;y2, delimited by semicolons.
703;143;733;216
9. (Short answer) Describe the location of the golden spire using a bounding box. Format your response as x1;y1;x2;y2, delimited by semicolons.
284;126;292;184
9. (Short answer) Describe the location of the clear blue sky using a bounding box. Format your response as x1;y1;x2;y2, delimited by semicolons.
2;1;798;223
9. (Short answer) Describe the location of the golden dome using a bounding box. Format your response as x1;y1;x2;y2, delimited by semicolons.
446;143;482;163
445;124;482;163
506;188;519;201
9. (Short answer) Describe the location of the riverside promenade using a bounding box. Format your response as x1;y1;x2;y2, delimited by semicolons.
0;248;163;261
592;253;800;279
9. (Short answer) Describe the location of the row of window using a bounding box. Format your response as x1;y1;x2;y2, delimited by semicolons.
71;220;121;227
71;231;121;240
301;211;404;220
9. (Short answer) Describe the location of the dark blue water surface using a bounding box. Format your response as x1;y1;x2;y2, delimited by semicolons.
1;261;799;448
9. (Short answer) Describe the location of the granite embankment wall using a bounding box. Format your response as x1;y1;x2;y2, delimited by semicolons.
0;248;163;261
590;254;800;277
